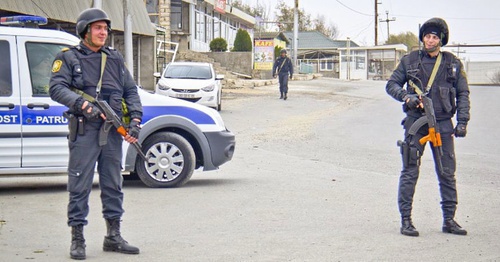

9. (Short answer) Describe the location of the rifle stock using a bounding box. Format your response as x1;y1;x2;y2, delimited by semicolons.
95;100;148;162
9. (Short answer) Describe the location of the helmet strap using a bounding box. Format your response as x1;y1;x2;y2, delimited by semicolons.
84;28;99;48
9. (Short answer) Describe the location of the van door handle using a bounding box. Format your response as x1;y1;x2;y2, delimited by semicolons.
0;102;15;109
27;103;50;109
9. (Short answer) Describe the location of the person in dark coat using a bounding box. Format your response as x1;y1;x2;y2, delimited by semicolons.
272;49;293;100
49;8;142;259
386;17;470;237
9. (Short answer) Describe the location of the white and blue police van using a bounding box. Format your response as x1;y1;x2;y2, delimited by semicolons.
0;16;235;188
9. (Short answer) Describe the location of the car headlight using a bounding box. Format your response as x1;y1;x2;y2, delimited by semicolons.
157;82;171;91
201;83;215;92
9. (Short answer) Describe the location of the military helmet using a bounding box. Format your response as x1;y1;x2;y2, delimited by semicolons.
419;17;449;46
76;8;111;39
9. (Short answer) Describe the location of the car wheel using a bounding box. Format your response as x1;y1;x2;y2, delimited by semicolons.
217;89;222;111
135;132;195;188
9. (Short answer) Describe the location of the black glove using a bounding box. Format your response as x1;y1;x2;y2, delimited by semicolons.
76;98;102;120
272;74;276;78
289;75;293;80
403;94;421;109
454;122;467;137
128;119;141;139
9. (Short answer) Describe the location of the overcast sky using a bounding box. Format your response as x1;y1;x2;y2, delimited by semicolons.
242;0;500;61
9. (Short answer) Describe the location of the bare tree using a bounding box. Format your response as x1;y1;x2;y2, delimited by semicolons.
313;15;339;39
232;0;271;31
275;0;312;32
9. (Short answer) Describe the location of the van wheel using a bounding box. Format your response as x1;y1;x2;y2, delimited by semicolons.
135;132;195;188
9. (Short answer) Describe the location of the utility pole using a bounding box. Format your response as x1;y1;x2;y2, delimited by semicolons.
374;0;378;46
453;43;467;60
293;0;299;67
124;0;134;76
379;10;395;43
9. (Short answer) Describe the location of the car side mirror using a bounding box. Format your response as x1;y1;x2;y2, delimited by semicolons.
215;74;225;80
153;72;161;78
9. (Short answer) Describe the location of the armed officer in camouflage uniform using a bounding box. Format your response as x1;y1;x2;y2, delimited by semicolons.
49;8;142;259
386;18;470;237
272;49;293;100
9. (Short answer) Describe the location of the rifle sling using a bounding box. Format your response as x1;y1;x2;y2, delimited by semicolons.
408;52;442;95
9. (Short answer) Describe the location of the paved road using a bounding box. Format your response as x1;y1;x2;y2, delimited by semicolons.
0;78;499;261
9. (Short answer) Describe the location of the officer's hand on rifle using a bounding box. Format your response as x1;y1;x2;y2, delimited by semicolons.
404;94;423;109
125;119;141;143
454;122;467;138
76;98;105;120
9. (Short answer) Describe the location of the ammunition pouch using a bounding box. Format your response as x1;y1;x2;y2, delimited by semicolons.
397;140;421;168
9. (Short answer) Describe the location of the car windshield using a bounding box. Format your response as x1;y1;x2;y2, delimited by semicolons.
163;64;212;80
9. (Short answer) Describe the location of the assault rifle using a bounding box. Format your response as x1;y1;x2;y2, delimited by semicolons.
406;76;444;174
95;100;149;162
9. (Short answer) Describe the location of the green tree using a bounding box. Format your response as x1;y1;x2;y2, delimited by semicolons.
385;31;419;51
210;37;228;52
274;46;283;59
233;29;252;52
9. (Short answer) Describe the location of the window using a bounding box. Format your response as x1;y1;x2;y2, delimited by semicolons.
26;42;68;96
320;60;333;71
171;0;182;30
0;40;12;97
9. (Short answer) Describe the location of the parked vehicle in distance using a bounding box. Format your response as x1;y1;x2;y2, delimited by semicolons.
155;62;224;111
0;17;235;188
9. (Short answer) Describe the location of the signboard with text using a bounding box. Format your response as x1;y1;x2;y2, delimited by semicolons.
254;40;274;70
214;0;226;14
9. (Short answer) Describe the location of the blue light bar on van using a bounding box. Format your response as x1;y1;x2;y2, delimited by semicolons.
0;15;48;26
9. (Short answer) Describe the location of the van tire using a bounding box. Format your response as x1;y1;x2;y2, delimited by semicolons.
135;132;195;188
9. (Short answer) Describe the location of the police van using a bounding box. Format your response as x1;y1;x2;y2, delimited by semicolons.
0;16;235;188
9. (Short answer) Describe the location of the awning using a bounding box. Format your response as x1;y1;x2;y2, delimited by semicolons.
0;0;155;36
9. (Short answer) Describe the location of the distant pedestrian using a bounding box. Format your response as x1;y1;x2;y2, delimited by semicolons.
272;49;293;100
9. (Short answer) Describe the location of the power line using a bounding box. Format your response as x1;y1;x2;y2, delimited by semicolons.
335;0;372;16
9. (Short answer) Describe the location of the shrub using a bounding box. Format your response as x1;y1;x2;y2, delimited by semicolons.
233;29;252;52
210;38;228;52
274;46;283;59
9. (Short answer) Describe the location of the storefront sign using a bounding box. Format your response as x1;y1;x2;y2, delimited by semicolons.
254;40;274;70
214;0;226;14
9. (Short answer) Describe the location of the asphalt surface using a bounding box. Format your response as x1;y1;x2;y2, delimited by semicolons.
0;78;499;261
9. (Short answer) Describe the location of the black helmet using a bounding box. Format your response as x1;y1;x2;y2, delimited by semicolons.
419;17;449;46
76;8;111;39
280;49;287;54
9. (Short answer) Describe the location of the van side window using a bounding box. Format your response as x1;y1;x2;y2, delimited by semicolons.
0;40;12;97
26;42;68;97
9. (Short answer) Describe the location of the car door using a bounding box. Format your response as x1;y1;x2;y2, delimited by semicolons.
0;35;21;168
17;37;73;167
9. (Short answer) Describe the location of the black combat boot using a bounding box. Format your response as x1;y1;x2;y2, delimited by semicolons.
400;217;419;237
70;225;86;260
279;92;283;99
442;219;467;235
284;93;288;100
103;219;140;254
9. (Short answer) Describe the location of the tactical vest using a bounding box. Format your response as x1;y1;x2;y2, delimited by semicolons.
64;45;126;118
405;51;460;120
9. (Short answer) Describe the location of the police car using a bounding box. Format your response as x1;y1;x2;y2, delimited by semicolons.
0;16;235;188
